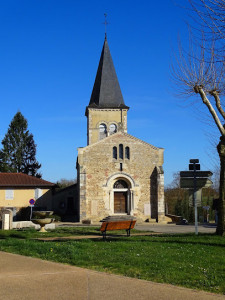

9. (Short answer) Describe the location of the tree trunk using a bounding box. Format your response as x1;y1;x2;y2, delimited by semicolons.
216;136;225;236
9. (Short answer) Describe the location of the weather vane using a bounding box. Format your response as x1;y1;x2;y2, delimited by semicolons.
103;13;108;38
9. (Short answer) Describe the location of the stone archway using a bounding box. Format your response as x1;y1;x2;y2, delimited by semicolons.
104;173;136;216
112;178;132;215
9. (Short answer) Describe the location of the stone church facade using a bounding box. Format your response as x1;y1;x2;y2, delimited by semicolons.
76;37;165;223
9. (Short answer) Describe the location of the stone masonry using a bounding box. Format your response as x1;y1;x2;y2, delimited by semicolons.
77;132;164;223
76;36;165;224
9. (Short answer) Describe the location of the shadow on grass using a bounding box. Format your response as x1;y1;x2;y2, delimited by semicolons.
1;229;224;249
0;231;32;240
57;233;225;248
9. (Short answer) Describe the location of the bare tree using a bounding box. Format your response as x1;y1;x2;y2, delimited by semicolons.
172;2;225;234
188;0;225;45
56;178;77;189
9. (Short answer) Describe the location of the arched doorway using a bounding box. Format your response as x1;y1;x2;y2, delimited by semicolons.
113;180;129;214
105;173;135;216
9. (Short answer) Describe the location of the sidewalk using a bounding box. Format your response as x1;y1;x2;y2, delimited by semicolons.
0;251;224;300
56;222;217;235
135;223;217;234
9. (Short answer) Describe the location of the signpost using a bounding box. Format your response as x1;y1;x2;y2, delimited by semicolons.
180;178;213;189
190;159;199;235
180;171;213;178
29;199;35;221
180;159;213;236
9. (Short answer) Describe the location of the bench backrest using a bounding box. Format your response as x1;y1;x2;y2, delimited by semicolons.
100;220;136;232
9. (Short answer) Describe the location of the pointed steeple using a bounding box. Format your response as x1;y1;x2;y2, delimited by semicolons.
86;37;128;112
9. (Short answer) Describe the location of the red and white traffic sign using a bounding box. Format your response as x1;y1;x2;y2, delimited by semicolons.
29;199;35;205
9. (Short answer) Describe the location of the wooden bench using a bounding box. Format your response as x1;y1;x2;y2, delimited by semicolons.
100;220;136;240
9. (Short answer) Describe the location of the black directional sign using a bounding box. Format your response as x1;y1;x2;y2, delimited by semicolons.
180;159;213;236
190;159;199;163
180;178;213;189
189;163;200;170
180;171;213;178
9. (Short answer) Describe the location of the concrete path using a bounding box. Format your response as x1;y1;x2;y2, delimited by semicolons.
0;251;224;300
57;222;217;234
135;223;217;234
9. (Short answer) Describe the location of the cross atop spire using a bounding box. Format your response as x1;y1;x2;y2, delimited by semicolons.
103;13;108;39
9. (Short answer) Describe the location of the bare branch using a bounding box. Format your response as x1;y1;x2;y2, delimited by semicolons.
171;24;225;137
210;89;225;118
172;32;224;90
176;0;225;236
196;86;225;134
188;0;225;50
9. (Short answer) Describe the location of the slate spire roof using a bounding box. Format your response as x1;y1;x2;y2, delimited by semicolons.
86;36;129;113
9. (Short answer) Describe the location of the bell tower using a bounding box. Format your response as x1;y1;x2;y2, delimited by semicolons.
85;37;129;145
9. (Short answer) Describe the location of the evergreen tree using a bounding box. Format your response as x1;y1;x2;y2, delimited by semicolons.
0;112;41;177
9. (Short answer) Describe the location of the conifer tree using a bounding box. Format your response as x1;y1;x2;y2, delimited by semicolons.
0;112;41;177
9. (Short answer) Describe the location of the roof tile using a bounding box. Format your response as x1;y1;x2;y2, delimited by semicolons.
0;173;55;187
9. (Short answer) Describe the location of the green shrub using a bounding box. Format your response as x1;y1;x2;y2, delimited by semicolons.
51;214;61;222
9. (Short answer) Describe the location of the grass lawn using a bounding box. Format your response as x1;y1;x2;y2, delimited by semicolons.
0;227;224;294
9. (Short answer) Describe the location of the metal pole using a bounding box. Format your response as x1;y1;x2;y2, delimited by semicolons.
193;163;198;235
30;206;33;221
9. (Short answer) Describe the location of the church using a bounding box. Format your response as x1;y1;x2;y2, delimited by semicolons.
76;36;165;224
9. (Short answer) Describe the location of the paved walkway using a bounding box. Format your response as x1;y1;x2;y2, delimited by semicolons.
135;223;217;234
57;222;217;234
0;251;224;300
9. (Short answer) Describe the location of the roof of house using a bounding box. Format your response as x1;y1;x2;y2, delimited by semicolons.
86;37;129;114
0;173;55;187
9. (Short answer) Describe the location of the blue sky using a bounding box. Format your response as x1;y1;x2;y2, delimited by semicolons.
0;0;219;185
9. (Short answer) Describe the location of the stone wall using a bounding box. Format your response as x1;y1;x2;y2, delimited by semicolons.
77;132;164;223
87;108;128;145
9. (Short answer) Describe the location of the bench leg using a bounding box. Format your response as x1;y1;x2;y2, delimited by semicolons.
102;231;107;240
126;229;131;237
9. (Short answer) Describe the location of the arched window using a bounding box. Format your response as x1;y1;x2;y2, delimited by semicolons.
109;123;117;135
113;180;128;189
119;144;123;159
99;123;107;140
113;146;117;159
125;147;130;159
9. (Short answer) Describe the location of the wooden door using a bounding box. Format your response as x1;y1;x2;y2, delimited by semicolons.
114;192;127;213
